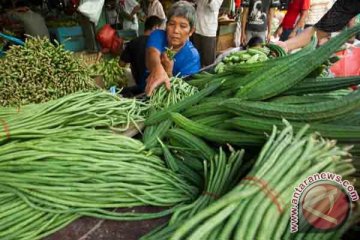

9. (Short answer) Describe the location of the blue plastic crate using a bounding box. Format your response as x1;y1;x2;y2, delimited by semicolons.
49;26;85;51
62;36;85;52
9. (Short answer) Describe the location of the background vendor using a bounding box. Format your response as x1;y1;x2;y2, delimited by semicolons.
145;1;200;96
8;0;49;39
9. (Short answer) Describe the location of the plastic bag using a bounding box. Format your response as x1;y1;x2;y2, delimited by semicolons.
110;36;123;55
78;0;105;25
330;47;360;77
96;24;116;50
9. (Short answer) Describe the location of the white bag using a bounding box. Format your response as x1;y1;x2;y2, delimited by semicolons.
78;0;105;25
234;20;241;48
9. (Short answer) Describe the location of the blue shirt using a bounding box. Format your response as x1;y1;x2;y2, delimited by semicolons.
146;30;201;77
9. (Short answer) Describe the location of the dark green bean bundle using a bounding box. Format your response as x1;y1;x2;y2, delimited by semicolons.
143;77;198;149
141;147;247;240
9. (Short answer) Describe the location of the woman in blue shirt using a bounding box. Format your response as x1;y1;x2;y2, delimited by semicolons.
145;1;200;96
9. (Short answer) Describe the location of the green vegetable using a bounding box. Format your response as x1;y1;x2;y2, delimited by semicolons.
221;90;360;121
165;47;176;60
235;25;360;100
0;37;96;106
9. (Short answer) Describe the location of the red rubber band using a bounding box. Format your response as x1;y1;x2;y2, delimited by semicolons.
0;118;10;140
202;191;220;200
242;176;284;213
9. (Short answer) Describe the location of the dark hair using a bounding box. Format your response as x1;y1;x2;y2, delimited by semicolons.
247;36;264;48
145;15;163;31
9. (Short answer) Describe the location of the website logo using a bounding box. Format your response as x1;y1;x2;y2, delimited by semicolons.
290;172;359;233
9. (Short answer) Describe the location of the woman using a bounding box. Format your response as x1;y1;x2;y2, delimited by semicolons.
145;1;200;96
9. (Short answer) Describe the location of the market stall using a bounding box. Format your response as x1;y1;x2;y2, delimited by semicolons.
1;1;360;240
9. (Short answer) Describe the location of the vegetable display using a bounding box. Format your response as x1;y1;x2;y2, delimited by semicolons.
0;37;96;106
169;122;356;240
89;58;127;88
0;130;198;239
143;77;199;149
0;91;149;143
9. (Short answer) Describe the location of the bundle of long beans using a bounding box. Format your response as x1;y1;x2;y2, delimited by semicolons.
0;91;149;143
143;77;198;149
0;192;78;240
141;147;250;240
0;37;96;106
169;122;356;240
149;77;198;111
0;129;198;239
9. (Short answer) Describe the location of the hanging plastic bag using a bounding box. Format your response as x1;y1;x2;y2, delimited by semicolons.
110;36;123;55
78;0;105;25
96;24;116;50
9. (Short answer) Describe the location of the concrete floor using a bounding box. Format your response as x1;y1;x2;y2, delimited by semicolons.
45;207;168;240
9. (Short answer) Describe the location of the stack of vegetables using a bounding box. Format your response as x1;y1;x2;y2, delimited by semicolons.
0;91;149;143
0;37;96;106
214;43;287;73
166;123;356;239
143;77;198;149
141;146;252;240
139;25;360;238
144;25;360;148
89;58;127;88
0;130;198;240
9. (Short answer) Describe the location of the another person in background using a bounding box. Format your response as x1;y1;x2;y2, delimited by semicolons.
8;0;49;38
121;0;141;35
120;16;164;95
145;1;200;96
305;0;332;28
147;0;166;28
241;0;280;46
274;0;310;41
276;0;360;52
246;35;264;48
193;0;223;67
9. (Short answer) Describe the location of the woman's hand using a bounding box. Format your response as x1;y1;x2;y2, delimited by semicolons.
145;65;171;96
160;52;174;77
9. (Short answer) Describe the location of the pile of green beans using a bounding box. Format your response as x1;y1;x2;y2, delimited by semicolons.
0;192;78;240
0;37;96;106
149;77;198;111
141;148;249;240
0;91;149;143
169;122;356;240
143;77;198;149
0;129;198;239
89;58;127;88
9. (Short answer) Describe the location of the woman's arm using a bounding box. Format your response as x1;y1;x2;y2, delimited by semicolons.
288;9;309;39
145;47;170;96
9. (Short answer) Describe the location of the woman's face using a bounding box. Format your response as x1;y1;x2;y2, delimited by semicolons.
166;16;194;51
